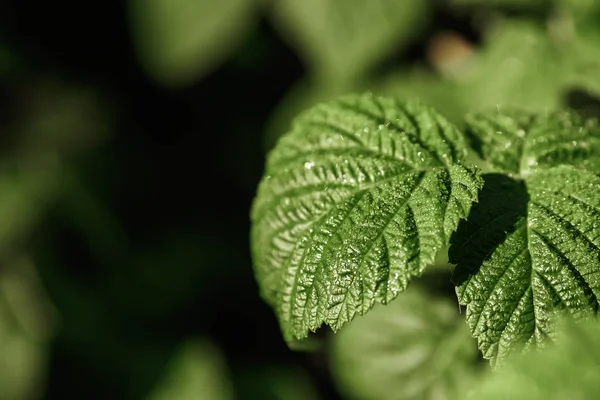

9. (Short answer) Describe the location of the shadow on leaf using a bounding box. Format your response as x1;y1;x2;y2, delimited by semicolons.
449;174;528;286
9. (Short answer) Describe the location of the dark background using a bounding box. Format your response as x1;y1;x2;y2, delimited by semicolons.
1;0;599;399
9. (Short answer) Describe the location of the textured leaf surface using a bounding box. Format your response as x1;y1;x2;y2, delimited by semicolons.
331;287;480;400
129;0;256;87
251;94;482;342
450;166;600;366
270;0;428;82
464;110;600;175
463;317;600;399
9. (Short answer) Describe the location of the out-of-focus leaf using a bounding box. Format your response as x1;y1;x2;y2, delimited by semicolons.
236;365;320;400
0;160;62;255
264;80;366;151
270;0;429;83
129;0;258;87
558;0;600;18
459;22;570;113
18;82;112;156
0;256;57;400
331;287;480;400
380;21;600;121
146;339;233;400
0;45;18;76
462;317;600;399
450;0;550;9
376;69;466;124
565;24;600;95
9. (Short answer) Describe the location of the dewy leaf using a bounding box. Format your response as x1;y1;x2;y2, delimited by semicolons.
129;0;257;87
251;93;483;342
331;287;480;400
270;0;429;83
464;109;600;176
450;166;600;366
462;317;600;400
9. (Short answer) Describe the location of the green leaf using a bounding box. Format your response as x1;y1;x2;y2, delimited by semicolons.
462;317;600;399
331;287;480;400
464;109;600;176
0;161;62;255
270;0;429;83
129;0;257;87
263;79;365;152
427;21;600;116
0;257;57;400
251;94;483;342
558;0;600;19
236;365;320;400
566;23;600;94
450;0;550;9
146;339;233;400
376;70;467;125
450;166;600;366
460;22;572;113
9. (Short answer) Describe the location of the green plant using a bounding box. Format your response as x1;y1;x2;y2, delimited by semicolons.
250;92;600;397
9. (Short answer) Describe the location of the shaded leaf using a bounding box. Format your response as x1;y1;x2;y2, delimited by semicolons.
331;287;480;400
451;166;600;366
463;317;600;399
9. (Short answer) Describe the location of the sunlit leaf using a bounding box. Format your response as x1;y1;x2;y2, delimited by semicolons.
463;109;600;175
251;93;482;342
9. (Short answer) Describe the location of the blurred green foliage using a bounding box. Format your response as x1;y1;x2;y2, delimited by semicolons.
1;0;600;399
129;0;259;87
462;316;600;399
145;339;234;400
0;257;56;400
270;0;429;84
331;283;480;400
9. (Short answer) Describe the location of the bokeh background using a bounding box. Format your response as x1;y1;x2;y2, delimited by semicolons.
1;0;600;399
